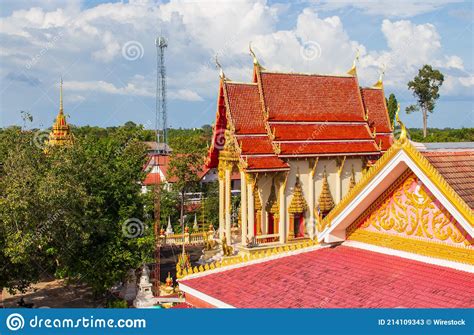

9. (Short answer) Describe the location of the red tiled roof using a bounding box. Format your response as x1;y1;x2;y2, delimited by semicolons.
260;72;366;122
143;172;161;185
421;150;474;209
246;156;289;171
181;246;474;308
225;83;266;135
238;136;274;155
360;88;393;133
376;133;394;151
271;123;374;141
279;141;380;156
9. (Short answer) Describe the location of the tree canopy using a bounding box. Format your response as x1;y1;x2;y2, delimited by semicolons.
406;65;444;138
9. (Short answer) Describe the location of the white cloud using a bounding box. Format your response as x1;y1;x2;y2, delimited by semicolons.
0;0;471;128
313;0;461;18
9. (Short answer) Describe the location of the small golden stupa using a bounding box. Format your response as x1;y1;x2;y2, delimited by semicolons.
47;78;73;147
318;168;335;214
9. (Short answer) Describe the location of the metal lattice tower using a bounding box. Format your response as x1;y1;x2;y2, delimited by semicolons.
155;35;168;149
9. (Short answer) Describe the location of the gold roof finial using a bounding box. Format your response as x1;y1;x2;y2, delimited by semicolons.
215;55;225;79
249;42;265;69
249;42;258;65
372;64;385;89
395;103;408;143
347;48;359;76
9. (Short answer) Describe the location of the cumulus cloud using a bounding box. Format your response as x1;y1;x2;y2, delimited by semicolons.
0;0;471;128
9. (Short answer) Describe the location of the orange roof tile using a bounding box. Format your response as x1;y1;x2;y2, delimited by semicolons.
181;246;474;308
421;150;474;209
260;72;366;122
360;88;393;133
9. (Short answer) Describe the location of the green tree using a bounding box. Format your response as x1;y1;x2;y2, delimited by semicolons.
0;123;154;295
406;65;444;138
167;136;206;238
385;93;398;127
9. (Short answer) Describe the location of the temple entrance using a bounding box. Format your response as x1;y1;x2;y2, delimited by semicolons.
294;214;305;238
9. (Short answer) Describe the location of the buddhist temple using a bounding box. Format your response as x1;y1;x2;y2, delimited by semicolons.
175;49;474;308
206;48;393;246
47;78;73;147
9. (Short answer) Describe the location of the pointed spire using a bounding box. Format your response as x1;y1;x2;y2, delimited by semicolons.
318;167;335;213
349;165;356;190
288;175;308;214
347;49;359;76
193;214;198;230
215;55;226;79
59;76;63;113
265;179;279;215
372;64;385;89
46;77;73;149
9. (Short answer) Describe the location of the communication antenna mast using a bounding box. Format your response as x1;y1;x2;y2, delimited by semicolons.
155;35;168;149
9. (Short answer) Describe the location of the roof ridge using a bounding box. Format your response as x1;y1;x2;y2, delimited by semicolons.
261;69;354;78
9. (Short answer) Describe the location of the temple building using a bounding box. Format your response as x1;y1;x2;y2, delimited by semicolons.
46;78;74;147
175;51;474;308
206;50;393;246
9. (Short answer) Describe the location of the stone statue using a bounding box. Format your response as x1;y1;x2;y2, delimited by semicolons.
203;230;218;251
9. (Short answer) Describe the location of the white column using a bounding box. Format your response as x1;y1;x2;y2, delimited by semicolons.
278;180;286;243
225;166;232;242
218;174;225;240
240;170;248;245
308;174;315;239
336;170;342;204
247;179;255;241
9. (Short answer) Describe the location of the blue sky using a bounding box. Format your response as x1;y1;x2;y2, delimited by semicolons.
0;0;473;130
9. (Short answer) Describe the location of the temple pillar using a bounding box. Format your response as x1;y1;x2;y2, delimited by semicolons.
240;170;248;245
247;178;255;241
225;164;232;242
218;167;225;240
278;179;286;243
289;215;295;239
308;175;315;239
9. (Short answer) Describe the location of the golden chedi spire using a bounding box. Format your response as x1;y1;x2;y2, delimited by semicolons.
318;167;335;214
288;174;308;214
47;77;73;147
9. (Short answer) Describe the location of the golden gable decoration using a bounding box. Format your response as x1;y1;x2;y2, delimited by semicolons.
318;168;335;213
288;176;307;214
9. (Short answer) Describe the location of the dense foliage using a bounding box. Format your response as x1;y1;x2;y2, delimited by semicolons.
0;124;154;295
